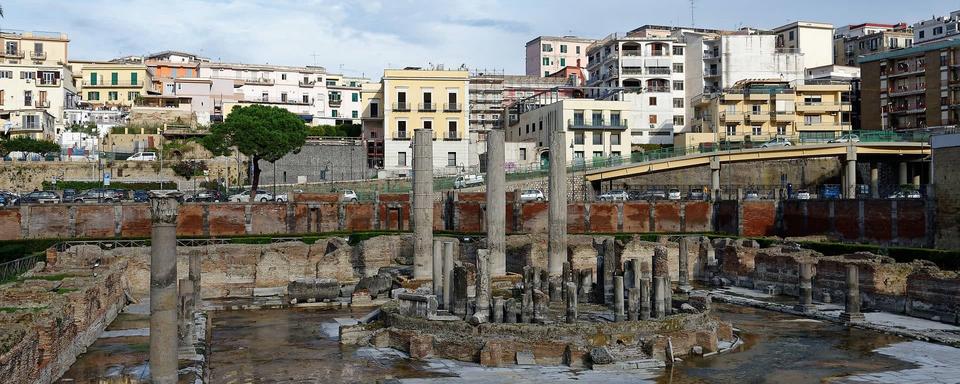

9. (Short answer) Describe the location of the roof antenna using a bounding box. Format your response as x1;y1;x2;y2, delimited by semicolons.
690;0;695;27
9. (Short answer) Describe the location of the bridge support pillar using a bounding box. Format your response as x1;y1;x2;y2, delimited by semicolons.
845;146;857;199
912;171;921;189
898;162;908;186
870;163;879;199
710;156;721;200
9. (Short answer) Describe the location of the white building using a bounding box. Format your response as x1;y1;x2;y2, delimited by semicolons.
199;62;331;125
585;30;688;144
324;73;369;124
913;11;960;45
805;64;860;80
63;108;125;136
506;99;633;165
773;21;835;68
525;36;595;77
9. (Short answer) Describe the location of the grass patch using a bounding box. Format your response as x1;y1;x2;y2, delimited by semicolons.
55;288;78;294
0;306;46;313
20;274;70;282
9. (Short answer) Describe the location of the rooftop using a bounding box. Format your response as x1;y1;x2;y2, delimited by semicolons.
773;21;834;32
201;62;326;73
525;35;597;46
859;38;960;63
0;29;69;41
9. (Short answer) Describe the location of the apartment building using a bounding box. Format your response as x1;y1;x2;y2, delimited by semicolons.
913;11;960;45
361;82;384;168
585;30;688;144
684;79;852;147
834;23;913;66
200;62;330;124
525;36;595;77
859;39;960;130
506;98;632;166
324;73;368;124
773;21;835;68
361;68;470;177
72;60;152;108
0;30;77;139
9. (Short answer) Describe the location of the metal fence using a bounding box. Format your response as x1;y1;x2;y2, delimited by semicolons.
0;253;44;283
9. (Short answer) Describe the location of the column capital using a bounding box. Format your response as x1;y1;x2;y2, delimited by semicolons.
150;192;183;224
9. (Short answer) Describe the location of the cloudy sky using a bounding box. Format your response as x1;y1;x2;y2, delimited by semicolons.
3;0;959;78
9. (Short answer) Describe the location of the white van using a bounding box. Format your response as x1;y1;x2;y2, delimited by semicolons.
454;174;484;189
128;152;157;161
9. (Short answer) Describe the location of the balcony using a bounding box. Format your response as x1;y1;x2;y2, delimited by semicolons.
299;80;316;87
798;122;852;131
444;133;461;140
2;50;24;59
329;98;342;106
889;104;926;114
704;70;720;78
887;85;926;97
796;101;847;113
646;67;671;75
393;102;410;111
393;132;411;140
34;100;50;108
82;81;142;88
646;86;670;93
244;78;274;86
886;66;925;79
622;51;643;57
774;111;796;122
621;68;643;76
567;118;628;130
745;111;770;122
243;97;310;106
719;111;744;122
418;103;436;112
443;103;461;112
37;79;60;87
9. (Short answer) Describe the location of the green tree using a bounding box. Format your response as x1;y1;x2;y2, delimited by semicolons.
0;137;60;157
201;105;307;200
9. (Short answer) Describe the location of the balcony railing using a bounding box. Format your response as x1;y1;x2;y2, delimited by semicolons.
329;98;342;106
29;51;46;60
621;68;643;75
646;86;670;93
299;80;316;87
37;79;59;87
887;85;926;96
418;103;436;112
393;132;410;140
3;50;24;58
244;78;274;85
34;100;50;108
443;103;461;112
393;102;410;111
444;133;461;140
82;81;141;87
622;51;643;57
646;67;671;75
568;118;628;130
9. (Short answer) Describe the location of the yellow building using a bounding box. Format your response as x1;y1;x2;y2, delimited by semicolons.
0;30;77;139
683;79;853;147
71;60;152;107
362;68;469;177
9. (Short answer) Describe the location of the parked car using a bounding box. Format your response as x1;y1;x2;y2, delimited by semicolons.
829;134;860;143
107;189;130;201
274;192;289;203
796;189;811;200
133;190;150;203
0;192;19;206
597;190;629;201
62;189;78;202
228;190;274;202
186;190;224;203
667;188;682;200
341;190;359;203
454;174;484;189
127;152;157;161
640;190;667;201
888;189;922;199
687;189;706;201
72;189;116;203
744;191;761;200
18;190;61;204
519;189;545;202
760;138;792;148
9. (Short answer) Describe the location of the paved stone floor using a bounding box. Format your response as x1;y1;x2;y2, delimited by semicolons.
839;341;960;384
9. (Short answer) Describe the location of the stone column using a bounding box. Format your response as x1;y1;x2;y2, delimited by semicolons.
629;259;642;290
614;276;625;322
565;282;578;323
898;161;908;186
578;268;592;303
794;262;816;313
639;278;651;321
652;245;670;314
486;130;506;277
533;290;549;324
548;128;568;278
870;163;880;199
710;156;721;200
840;264;865;323
442;241;454;310
521;267;534;323
413;129;434;280
432;240;443;299
471;249;491;324
912;172;921;188
678;238;690;288
653;276;666;319
504;298;518;323
845;146;857;199
602;239;616;305
492;297;505;323
452;264;468;318
562;262;572;299
627;288;640;321
149;192;180;384
188;253;200;306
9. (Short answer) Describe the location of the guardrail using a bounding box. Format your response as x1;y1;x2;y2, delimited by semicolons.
0;254;44;283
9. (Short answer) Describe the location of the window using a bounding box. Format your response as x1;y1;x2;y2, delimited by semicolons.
788;31;795;41
593;132;603;145
726;125;737;135
5;41;17;55
0;90;3;105
19;71;34;79
545;71;550;76
423;120;432;130
397;91;406;103
804;115;821;125
542;58;550;66
673;115;684;126
649;115;658;124
673;98;684;108
128;91;140;101
560;44;567;53
108;91;118;101
610;112;621;126
331;110;338;117
33;42;42;55
574;132;584;145
447;152;457;167
22;115;37;129
352;93;359;102
281;92;288;102
574;151;584;159
130;72;138;85
777;126;787;135
303;94;310;104
649;97;657;106
261;92;269;102
672;46;684;55
110;72;118;85
23;90;31;106
593;151;603;158
542;43;552;52
611;133;620;145
673;80;684;91
397;120;407;138
673;63;683;73
281;73;287;80
890;38;899;49
448;121;457;138
0;71;11;79
352;111;358;118
919;30;925;39
87;91;100;101
592;111;602;126
520;148;527;160
576;46;581;54
612;151;621;158
560;58;566;66
573;110;584;125
752;104;762;114
398;152;407;166
539;121;543;131
371;102;379;117
752;125;762;136
935;26;944;35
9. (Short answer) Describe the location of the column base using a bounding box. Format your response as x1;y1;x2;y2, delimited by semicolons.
793;304;817;313
839;312;865;323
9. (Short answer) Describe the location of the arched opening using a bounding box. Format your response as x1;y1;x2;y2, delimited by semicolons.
646;78;669;93
649;42;668;56
622;42;642;56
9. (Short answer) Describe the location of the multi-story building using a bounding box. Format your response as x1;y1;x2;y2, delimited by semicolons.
859;39;960;130
684;79;853;147
773;21;835;69
361;68;470;177
585;30;688;144
360;82;385;169
324;73;368;124
72;60;152;108
913;11;960;45
525;36;595;77
200;62;331;125
0;30;78;139
506;98;632;166
834;23;913;66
